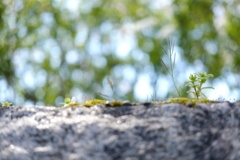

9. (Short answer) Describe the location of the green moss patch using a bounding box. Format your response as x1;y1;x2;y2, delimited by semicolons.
166;98;215;105
63;99;123;107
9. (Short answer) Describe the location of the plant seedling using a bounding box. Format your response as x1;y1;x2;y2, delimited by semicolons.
184;72;214;99
60;97;78;107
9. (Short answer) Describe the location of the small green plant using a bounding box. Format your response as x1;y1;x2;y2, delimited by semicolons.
184;72;215;99
1;101;12;107
60;97;78;107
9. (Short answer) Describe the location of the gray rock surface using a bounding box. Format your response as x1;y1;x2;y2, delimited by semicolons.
1;102;240;160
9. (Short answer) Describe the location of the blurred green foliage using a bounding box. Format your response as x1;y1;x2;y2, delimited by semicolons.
0;0;239;105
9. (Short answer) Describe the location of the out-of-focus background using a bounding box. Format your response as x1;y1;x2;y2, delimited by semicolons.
0;0;239;106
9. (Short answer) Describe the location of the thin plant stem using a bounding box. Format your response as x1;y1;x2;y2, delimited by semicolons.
160;39;181;97
98;76;118;101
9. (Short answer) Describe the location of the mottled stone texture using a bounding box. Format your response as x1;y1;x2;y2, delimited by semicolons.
1;102;240;160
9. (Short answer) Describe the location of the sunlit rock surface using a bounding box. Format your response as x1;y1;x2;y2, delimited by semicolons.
1;102;240;160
